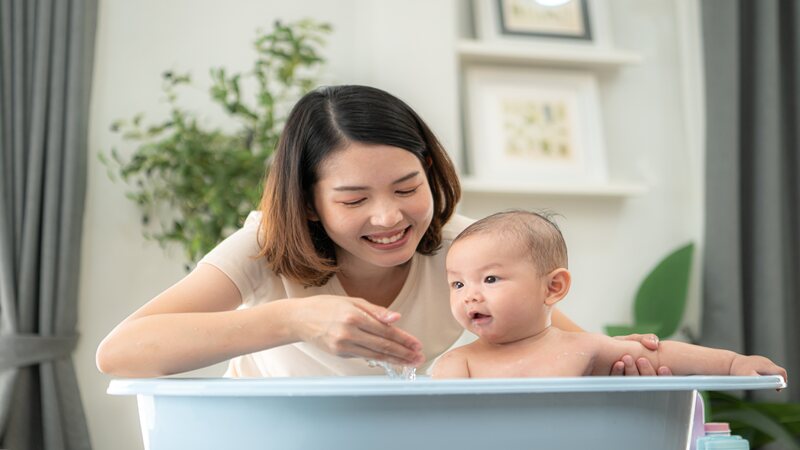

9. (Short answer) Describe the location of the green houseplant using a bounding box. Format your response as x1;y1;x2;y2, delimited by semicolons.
100;19;332;266
605;242;695;340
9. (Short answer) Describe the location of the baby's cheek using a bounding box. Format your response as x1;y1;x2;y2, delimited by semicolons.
449;301;466;323
448;299;458;317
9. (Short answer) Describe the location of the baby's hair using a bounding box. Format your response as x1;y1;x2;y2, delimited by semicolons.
453;209;568;274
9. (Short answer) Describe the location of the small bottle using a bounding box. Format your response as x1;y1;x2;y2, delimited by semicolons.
696;423;749;450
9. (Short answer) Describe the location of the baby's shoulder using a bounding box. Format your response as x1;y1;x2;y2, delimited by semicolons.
440;342;473;359
556;330;608;351
431;343;475;378
437;341;485;365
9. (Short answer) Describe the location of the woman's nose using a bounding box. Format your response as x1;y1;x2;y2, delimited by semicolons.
370;202;403;228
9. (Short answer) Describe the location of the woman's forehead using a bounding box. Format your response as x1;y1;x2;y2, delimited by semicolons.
316;143;423;184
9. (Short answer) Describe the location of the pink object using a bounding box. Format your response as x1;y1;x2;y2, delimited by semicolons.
689;392;706;450
704;423;731;433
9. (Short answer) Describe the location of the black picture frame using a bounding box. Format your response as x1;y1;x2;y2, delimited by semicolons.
496;0;593;41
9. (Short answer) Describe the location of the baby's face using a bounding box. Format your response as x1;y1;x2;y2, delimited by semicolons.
446;233;550;344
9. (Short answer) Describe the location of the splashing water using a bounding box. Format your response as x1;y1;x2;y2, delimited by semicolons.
367;360;417;381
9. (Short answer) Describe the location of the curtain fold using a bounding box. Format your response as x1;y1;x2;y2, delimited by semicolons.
701;0;799;402
0;0;97;448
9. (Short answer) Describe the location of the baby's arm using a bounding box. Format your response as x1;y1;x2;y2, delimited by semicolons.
590;334;787;379
431;348;470;378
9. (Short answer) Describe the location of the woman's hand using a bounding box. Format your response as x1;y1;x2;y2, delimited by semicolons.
289;295;425;366
609;334;673;376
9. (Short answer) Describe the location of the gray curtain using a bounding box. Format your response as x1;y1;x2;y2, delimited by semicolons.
702;0;799;403
0;0;97;448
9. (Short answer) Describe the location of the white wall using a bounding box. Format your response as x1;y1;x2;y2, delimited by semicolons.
76;1;703;449
459;0;705;334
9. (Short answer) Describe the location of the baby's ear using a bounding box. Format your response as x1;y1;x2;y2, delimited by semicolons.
544;268;571;306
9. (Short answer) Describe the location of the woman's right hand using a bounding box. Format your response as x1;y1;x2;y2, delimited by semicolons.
288;295;425;367
610;333;673;376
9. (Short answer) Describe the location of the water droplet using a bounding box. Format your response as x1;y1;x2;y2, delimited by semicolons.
366;360;416;381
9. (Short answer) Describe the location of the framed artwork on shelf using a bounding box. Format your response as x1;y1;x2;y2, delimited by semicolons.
474;0;610;46
464;66;608;185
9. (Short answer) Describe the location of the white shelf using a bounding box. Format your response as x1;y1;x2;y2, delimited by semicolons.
460;177;647;198
457;40;642;69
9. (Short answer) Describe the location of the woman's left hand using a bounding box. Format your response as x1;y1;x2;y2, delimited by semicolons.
609;333;673;376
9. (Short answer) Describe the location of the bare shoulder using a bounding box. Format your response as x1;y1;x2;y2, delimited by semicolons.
557;330;609;353
431;344;473;378
438;343;473;362
577;331;614;343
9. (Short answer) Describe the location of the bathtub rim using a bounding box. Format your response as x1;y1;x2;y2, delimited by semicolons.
107;375;786;397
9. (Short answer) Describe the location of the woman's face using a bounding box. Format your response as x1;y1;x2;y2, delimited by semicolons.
311;142;434;273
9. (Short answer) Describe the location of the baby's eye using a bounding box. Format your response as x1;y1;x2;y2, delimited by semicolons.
451;281;464;289
484;275;498;284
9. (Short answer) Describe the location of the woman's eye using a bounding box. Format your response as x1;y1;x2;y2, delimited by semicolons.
451;281;464;289
342;198;366;206
397;187;418;196
484;276;498;284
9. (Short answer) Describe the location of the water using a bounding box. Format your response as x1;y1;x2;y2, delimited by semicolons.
367;360;417;381
556;351;590;359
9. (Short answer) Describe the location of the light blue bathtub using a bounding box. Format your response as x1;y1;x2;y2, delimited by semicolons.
108;376;785;450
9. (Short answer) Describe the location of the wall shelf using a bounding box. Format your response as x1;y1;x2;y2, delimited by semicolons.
457;40;642;69
460;177;648;198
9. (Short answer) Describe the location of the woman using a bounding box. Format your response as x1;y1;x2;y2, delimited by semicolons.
96;85;668;377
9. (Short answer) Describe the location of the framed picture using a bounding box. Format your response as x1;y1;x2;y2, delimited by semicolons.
464;67;607;184
474;0;608;45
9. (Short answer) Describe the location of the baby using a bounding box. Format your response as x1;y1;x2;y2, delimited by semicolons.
432;210;787;380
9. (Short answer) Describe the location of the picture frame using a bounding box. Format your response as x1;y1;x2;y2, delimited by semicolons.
474;0;610;45
464;66;607;184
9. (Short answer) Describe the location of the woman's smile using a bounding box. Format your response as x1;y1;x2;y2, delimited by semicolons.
363;225;412;248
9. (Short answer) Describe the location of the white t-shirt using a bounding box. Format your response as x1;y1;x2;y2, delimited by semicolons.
199;211;474;377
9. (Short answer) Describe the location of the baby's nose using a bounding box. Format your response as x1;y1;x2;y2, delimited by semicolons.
464;291;483;303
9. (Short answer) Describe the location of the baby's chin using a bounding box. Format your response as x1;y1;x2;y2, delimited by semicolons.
473;327;534;345
470;329;513;345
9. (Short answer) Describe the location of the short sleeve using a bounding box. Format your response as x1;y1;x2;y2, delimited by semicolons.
198;211;266;302
442;214;475;241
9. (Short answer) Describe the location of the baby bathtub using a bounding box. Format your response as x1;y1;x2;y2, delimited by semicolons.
108;375;785;450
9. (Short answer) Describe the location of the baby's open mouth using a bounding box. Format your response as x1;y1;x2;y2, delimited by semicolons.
469;311;491;320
